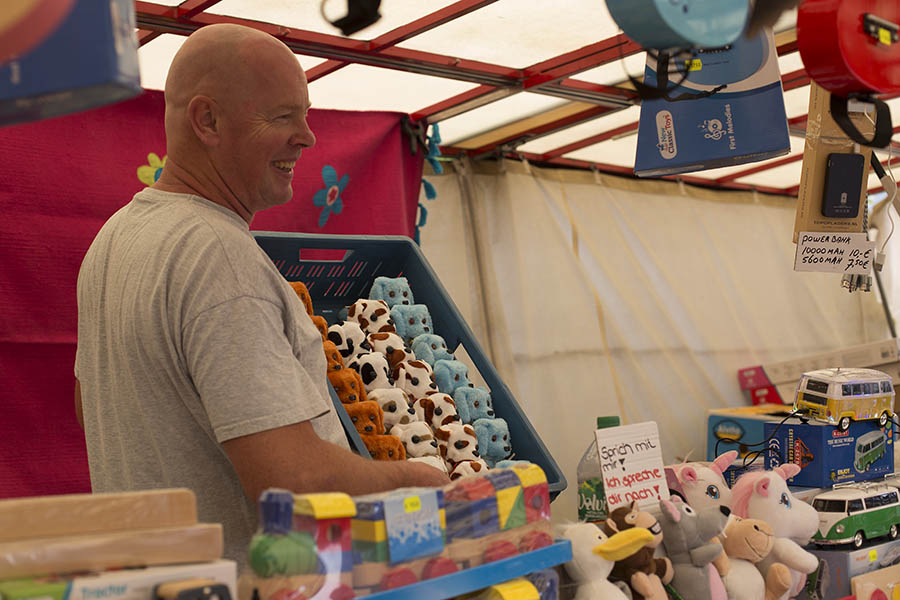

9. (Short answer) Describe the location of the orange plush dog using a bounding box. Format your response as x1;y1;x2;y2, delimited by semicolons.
323;340;344;373
311;315;329;341
346;400;385;436
288;281;314;315
361;434;406;461
328;369;366;404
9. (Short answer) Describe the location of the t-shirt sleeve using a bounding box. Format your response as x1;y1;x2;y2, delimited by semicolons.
182;295;331;443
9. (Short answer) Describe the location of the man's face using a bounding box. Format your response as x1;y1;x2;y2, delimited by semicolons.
218;51;315;213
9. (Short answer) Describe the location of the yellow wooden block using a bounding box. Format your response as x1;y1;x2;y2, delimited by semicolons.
496;488;521;529
486;579;539;600
511;464;546;488
294;493;355;519
351;519;386;543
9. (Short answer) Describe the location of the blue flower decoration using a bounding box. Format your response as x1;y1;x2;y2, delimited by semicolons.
312;165;349;228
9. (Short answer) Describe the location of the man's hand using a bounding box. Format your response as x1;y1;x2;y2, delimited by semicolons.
401;462;451;488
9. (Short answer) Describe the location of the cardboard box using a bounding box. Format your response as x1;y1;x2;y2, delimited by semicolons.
807;537;900;600
737;339;900;405
0;560;237;600
0;0;140;126
634;29;790;177
793;83;874;243
765;418;894;487
707;404;794;461
851;563;900;598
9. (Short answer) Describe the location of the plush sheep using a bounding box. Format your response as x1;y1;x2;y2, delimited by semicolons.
369;276;414;308
410;333;453;366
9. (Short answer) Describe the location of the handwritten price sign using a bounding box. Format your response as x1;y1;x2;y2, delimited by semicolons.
794;232;875;274
596;421;669;512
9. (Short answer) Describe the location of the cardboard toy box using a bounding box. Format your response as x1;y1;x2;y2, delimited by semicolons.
0;560;237;600
765;418;894;487
707;404;793;461
737;339;900;406
806;537;900;600
0;0;141;126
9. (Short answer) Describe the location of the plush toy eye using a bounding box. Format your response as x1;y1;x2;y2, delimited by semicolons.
421;319;427;324
351;416;358;423
411;377;420;386
474;401;480;408
432;344;438;350
387;403;397;412
387;346;395;353
454;440;467;449
626;513;637;522
409;318;415;325
403;292;408;297
369;414;376;421
435;407;443;416
503;435;507;441
388;450;394;457
454;374;460;381
492;435;497;442
683;505;696;515
706;485;720;499
389;291;395;297
350;382;356;389
412;435;420;444
780;493;791;508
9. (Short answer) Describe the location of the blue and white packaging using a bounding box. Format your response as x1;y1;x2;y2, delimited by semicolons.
634;29;790;177
0;0;140;126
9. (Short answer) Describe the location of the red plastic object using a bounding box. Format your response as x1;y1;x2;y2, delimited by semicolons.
798;0;900;95
483;540;519;563
380;569;419;590
329;584;355;600
422;557;459;579
519;530;553;552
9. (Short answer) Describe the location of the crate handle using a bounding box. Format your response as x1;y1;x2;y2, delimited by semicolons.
298;248;351;263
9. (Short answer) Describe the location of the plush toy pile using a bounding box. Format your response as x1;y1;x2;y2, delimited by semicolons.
289;277;515;478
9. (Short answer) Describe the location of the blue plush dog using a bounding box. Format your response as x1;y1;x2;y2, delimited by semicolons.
369;276;414;308
473;417;512;467
411;333;454;366
390;304;433;343
433;359;472;395
453;386;494;424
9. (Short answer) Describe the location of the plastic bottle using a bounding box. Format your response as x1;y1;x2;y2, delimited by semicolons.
577;416;621;523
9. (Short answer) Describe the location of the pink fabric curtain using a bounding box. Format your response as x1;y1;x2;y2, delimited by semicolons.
0;90;424;498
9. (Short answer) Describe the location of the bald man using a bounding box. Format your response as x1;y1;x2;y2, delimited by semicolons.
74;24;448;564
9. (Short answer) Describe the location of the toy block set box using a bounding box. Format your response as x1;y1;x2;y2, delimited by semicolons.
806;537;900;600
633;29;790;177
0;0;141;126
707;403;793;461
764;417;894;488
736;338;900;406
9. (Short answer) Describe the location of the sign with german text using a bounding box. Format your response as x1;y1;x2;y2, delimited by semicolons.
596;421;669;512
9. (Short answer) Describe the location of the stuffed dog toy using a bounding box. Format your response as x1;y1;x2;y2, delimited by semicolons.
435;422;481;467
602;501;672;600
361;434;406;461
368;388;416;431
473;417;512;468
346;400;385;436
390;304;433;343
288;281;314;315
722;517;791;600
327;368;366;404
347;299;395;335
348;351;394;393
414;391;460;429
311;315;328;341
411;333;453;366
434;359;474;395
367;331;412;370
392;359;438;400
659;498;729;600
454;386;494;424
449;458;489;480
388;420;439;458
328;321;372;360
368;276;414;308
323;340;344;373
409;455;448;473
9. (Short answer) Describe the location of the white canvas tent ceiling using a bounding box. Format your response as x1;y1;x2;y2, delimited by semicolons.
135;1;900;197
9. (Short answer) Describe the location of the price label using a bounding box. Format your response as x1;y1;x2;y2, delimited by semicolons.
684;59;703;71
879;27;893;45
794;232;875;274
403;496;421;513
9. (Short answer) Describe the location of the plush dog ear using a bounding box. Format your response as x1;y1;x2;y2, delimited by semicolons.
361;363;377;386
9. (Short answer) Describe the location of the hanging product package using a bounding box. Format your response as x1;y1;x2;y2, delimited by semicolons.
633;28;790;177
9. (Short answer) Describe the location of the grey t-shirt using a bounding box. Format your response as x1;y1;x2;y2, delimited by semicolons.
75;188;348;563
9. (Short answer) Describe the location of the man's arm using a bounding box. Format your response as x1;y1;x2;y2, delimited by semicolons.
222;420;449;503
74;378;84;431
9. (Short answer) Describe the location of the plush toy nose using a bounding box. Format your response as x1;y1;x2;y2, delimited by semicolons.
408;408;416;415
504;446;510;452
487;410;494;417
399;415;410;424
348;394;356;402
365;425;373;432
720;506;731;517
431;440;438;447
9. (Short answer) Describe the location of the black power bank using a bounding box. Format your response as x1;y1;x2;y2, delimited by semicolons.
821;152;865;218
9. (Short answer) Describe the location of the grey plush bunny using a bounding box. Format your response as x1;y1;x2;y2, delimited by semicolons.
658;497;730;600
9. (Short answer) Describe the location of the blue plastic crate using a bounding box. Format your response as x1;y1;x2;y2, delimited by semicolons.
253;232;567;500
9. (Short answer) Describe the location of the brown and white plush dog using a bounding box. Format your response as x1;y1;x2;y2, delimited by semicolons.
367;331;412;370
328;321;372;360
346;299;396;335
348;351;394;393
368;388;416;431
449;458;488;480
435;422;481;467
414;391;460;429
392;359;438;400
389;420;439;458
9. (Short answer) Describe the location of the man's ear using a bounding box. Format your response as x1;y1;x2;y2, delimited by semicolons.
187;95;220;146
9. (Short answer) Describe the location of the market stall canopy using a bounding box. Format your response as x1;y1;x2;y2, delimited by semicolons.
135;0;900;197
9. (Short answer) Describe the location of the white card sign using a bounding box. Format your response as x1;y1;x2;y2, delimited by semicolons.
794;232;875;274
596;421;669;512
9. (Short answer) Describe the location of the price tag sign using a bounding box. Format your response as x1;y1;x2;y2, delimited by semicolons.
794;232;875;274
596;421;669;513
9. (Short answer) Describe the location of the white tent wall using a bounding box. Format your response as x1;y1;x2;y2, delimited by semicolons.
418;160;889;524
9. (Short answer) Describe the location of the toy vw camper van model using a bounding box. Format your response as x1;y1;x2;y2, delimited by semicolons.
811;483;900;548
793;368;895;431
855;430;888;472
